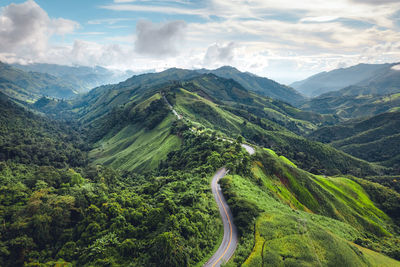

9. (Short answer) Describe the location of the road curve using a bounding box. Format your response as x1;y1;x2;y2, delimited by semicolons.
241;144;255;155
204;167;238;267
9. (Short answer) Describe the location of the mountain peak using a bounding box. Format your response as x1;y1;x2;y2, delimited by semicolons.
214;65;240;72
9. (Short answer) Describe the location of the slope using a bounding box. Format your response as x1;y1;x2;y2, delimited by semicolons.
219;148;400;266
198;66;305;105
0;92;86;168
49;71;384;176
159;80;385;177
300;63;400;118
301;91;400;119
87;92;181;172
13;63;134;93
72;68;199;123
308;111;400;169
291;63;394;97
0;62;78;101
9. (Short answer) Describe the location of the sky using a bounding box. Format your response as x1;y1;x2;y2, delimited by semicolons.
0;0;400;84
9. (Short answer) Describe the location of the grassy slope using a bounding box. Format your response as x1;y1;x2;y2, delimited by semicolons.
171;87;385;176
89;113;180;172
222;148;399;266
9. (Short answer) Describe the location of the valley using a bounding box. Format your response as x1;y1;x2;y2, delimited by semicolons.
0;61;400;267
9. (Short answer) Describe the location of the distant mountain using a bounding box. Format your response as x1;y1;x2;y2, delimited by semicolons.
198;66;305;105
13;63;134;93
292;63;396;97
301;63;400;118
301;92;400;119
0;61;78;101
308;111;400;170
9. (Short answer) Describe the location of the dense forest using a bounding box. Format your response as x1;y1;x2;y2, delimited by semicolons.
1;62;400;266
0;102;252;266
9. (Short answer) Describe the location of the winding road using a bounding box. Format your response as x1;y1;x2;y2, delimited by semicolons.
162;93;255;266
204;168;238;267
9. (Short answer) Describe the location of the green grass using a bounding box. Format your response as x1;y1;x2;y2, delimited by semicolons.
222;148;400;266
89;114;181;172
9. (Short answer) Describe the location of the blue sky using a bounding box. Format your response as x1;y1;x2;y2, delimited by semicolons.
1;0;400;84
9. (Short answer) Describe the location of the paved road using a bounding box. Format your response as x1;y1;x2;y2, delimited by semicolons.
162;92;256;266
241;143;255;155
163;95;182;119
204;168;238;267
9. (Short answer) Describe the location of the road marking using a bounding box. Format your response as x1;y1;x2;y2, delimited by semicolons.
212;170;233;267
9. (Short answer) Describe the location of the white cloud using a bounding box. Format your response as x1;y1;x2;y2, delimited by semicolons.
2;0;400;84
391;64;400;71
134;20;187;56
0;0;78;60
203;42;236;66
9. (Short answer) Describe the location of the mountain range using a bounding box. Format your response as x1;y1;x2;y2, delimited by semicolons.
13;63;135;93
1;61;400;266
291;63;399;97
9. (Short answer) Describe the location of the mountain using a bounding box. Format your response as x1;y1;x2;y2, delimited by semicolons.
198;66;305;105
1;66;400;266
300;63;400;118
13;63;134;93
301;92;400;119
70;72;383;177
292;63;396;97
72;68;199;123
0;61;78;101
308;111;400;170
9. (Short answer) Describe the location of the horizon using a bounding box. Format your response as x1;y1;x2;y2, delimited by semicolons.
1;0;400;84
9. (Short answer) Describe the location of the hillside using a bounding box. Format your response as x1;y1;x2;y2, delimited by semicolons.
1;68;400;266
0;62;78;101
301;92;400;119
220;148;400;266
13;63;134;93
308;111;400;170
291;63;395;97
63;72;383;177
198;66;305;105
0;92;86;168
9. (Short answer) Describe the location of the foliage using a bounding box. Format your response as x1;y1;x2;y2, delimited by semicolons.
0;94;87;168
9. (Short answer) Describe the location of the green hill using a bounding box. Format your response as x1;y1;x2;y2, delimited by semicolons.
198;66;305;105
76;73;380;176
0;92;86;168
301;92;400;119
220;148;400;266
0;62;78;101
1;66;400;267
308;111;400;170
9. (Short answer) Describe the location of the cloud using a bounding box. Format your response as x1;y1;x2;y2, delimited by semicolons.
100;4;208;18
87;18;134;25
134;20;187;56
350;0;400;5
203;42;236;66
0;0;78;58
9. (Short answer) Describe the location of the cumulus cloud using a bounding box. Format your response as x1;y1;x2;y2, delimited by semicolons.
203;42;236;66
134;20;187;56
0;0;78;61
